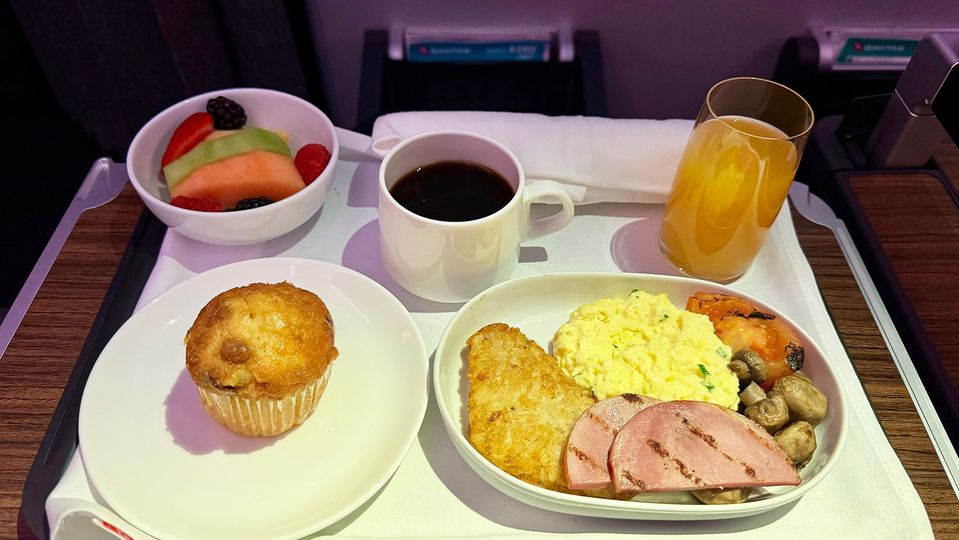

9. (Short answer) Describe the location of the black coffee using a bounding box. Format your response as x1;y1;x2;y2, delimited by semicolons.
389;161;515;222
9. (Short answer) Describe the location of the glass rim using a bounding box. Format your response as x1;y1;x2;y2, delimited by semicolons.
705;77;815;141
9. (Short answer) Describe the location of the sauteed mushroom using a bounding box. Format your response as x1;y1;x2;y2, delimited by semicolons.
744;391;789;434
727;359;750;383
691;487;752;505
732;349;767;384
773;374;828;426
738;381;766;407
774;420;817;468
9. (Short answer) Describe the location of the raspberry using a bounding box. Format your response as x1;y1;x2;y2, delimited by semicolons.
170;196;222;212
234;196;274;210
206;96;247;130
294;144;332;185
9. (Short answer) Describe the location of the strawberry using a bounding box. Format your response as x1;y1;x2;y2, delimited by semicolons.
170;195;222;212
161;112;214;167
294;143;332;185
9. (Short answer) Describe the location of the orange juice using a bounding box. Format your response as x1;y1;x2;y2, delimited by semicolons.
659;115;799;282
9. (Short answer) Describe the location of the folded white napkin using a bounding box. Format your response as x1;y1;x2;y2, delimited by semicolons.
371;111;693;204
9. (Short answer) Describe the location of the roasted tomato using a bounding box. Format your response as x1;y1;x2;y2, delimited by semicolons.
686;292;803;390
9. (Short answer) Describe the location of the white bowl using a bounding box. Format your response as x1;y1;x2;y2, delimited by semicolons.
433;272;848;520
127;88;339;245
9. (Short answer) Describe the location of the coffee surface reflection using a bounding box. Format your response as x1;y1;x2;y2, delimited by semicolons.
389;160;514;222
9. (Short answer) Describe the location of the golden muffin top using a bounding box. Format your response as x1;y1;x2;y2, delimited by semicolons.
185;282;338;399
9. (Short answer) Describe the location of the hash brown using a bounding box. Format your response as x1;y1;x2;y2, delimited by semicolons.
466;323;596;492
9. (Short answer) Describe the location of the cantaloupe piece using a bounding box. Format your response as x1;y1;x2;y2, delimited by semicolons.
171;150;306;209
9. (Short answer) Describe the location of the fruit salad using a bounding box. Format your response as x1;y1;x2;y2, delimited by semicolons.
159;96;332;212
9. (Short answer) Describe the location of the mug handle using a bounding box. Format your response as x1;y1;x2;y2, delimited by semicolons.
522;179;576;239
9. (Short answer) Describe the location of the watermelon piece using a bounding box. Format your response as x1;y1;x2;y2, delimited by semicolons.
170;151;306;210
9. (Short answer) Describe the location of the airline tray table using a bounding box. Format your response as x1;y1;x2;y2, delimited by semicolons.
1;155;957;538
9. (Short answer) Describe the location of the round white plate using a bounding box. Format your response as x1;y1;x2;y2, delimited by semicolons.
79;258;428;540
433;272;848;520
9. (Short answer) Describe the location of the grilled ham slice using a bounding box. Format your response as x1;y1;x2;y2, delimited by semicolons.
609;400;800;494
564;394;661;491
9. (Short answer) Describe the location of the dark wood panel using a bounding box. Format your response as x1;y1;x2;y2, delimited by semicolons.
0;184;144;539
793;207;959;536
935;151;959;196
847;174;959;396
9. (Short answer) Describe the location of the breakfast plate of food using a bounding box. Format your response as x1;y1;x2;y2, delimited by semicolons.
433;272;847;520
78;258;428;540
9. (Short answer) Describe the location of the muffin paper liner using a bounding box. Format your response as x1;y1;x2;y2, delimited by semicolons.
197;364;332;437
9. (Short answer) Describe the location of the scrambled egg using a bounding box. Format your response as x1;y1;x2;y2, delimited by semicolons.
553;290;739;409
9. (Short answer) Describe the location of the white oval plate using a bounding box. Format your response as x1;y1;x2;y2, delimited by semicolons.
433;272;848;520
79;258;428;539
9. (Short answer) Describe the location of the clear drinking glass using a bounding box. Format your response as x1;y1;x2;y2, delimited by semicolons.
659;77;814;283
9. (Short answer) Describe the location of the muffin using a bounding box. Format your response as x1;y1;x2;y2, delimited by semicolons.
185;281;338;437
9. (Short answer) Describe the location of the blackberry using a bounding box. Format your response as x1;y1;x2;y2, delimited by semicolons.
234;196;274;211
206;96;247;129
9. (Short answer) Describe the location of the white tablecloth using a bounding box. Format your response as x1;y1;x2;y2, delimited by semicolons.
49;158;932;539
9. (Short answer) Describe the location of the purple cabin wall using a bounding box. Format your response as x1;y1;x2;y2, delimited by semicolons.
305;0;959;127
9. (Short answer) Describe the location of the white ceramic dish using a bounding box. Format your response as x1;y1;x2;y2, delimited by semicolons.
78;258;428;540
127;88;339;245
433;272;848;521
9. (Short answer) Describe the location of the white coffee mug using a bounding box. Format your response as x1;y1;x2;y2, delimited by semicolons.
378;131;575;302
